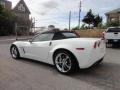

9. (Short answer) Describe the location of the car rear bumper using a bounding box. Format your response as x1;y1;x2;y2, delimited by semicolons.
76;41;106;69
106;39;120;44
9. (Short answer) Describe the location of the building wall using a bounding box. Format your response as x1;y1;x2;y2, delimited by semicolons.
0;0;31;35
0;0;12;10
106;13;120;22
12;0;31;35
14;12;29;20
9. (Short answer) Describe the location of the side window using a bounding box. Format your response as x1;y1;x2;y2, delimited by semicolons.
32;33;54;42
53;32;65;40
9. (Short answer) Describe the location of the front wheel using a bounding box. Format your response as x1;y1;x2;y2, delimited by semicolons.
10;45;20;59
54;50;78;74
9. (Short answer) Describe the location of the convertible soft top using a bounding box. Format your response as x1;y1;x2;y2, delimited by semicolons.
43;29;73;33
42;28;80;37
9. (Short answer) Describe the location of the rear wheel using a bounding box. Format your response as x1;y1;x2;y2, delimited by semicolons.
10;45;20;59
54;50;78;74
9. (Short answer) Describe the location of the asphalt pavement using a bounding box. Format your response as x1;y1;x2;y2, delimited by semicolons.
0;38;120;90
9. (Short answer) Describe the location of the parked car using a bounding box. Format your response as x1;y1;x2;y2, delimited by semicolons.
10;29;106;74
103;27;120;47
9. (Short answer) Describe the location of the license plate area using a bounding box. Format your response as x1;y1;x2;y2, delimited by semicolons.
113;39;118;42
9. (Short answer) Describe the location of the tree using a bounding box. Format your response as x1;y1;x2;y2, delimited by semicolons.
72;26;79;30
106;20;120;27
93;14;102;27
80;24;89;30
0;5;15;36
82;9;94;28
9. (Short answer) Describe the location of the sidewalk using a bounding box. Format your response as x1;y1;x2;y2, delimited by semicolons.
0;36;33;41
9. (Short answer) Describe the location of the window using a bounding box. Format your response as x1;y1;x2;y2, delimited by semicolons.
107;28;120;32
62;32;79;38
18;4;25;12
32;33;54;42
53;32;79;40
53;32;65;40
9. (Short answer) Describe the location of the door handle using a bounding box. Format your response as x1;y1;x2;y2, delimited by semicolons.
49;42;52;46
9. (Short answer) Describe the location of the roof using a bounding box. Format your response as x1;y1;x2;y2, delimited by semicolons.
105;8;120;15
12;0;30;14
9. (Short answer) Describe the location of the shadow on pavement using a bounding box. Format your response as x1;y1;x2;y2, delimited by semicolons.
14;57;120;90
17;57;55;68
70;62;120;90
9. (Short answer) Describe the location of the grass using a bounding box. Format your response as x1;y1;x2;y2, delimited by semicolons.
76;29;105;38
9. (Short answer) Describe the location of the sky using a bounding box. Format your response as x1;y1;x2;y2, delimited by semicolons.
9;0;120;29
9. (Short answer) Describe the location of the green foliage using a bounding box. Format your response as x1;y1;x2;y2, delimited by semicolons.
93;15;102;27
82;9;103;29
72;24;90;30
72;26;79;30
106;20;120;27
80;24;89;30
82;9;94;27
0;5;15;36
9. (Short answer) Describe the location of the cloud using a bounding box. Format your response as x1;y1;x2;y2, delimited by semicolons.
42;0;59;9
9;0;120;29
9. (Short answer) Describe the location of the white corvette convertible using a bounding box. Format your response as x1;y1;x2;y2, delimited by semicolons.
10;29;106;74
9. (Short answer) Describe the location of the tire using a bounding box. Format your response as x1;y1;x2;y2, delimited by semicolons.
53;50;78;74
10;45;20;59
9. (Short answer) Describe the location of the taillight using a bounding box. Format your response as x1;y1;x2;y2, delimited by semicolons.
94;42;97;49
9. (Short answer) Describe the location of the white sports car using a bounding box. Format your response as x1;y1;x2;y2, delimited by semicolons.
10;29;106;74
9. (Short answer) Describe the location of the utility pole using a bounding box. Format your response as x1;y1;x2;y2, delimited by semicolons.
78;0;82;30
69;11;71;30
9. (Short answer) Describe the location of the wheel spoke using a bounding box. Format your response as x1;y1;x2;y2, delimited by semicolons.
59;55;62;62
65;63;71;69
64;56;69;62
56;61;62;64
61;63;65;72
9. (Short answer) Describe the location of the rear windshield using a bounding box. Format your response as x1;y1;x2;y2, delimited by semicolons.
62;32;79;38
107;28;120;32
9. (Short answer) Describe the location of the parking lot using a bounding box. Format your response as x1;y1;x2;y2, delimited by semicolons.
0;37;120;90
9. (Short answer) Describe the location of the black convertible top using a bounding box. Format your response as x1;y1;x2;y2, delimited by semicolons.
42;29;76;34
